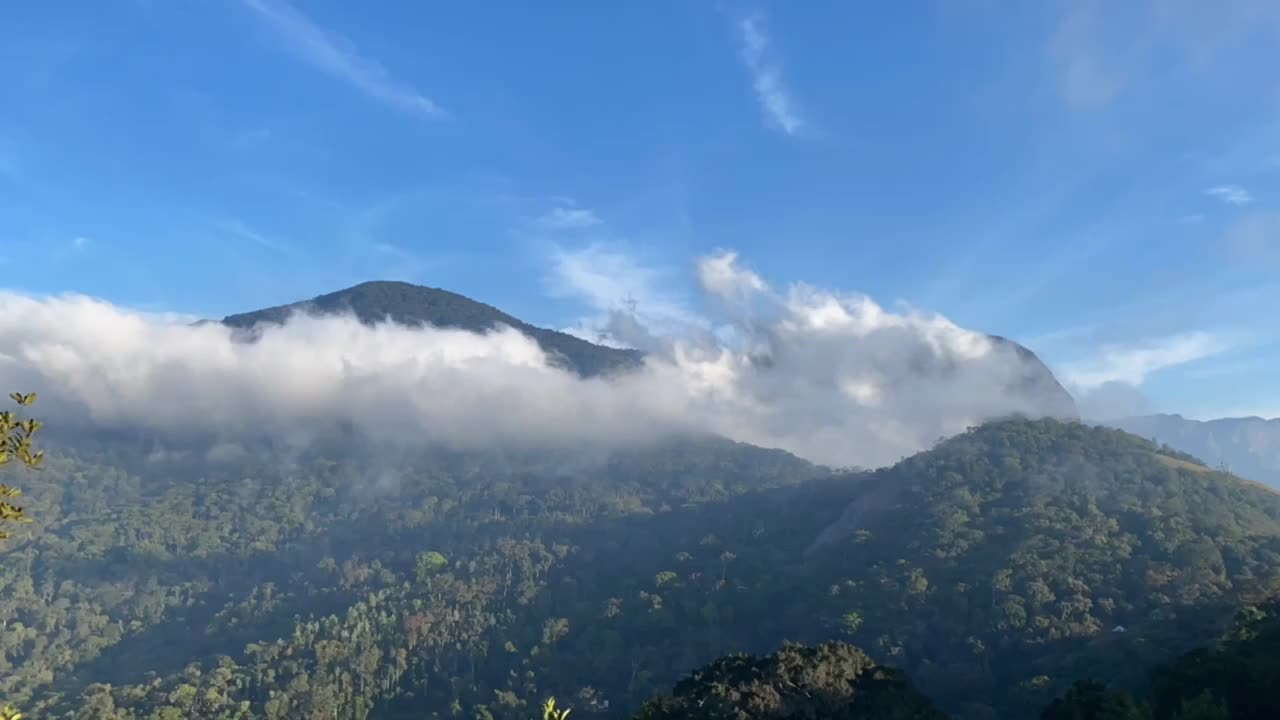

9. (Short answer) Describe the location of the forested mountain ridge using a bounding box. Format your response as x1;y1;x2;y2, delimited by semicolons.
6;417;1280;718
584;418;1280;718
1108;414;1280;488
788;419;1280;715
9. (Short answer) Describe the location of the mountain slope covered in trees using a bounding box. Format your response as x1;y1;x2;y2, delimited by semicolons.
634;641;948;720
4;417;1280;718
785;419;1280;715
531;418;1280;718
1034;597;1280;720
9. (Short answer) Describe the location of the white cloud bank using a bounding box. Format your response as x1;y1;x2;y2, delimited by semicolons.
0;252;1072;468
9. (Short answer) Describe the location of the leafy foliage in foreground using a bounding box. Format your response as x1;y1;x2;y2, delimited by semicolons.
0;392;43;539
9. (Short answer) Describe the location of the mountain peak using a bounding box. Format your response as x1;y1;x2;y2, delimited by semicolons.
220;280;643;378
216;280;1077;422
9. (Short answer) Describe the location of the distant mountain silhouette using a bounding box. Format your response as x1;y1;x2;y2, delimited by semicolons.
1108;413;1280;487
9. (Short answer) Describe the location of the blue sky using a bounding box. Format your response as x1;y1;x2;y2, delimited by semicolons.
2;0;1279;419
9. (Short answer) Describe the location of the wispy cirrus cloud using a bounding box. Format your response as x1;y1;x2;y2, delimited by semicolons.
530;201;603;232
1058;331;1229;390
737;14;805;136
1057;331;1236;421
547;243;703;335
1204;184;1254;206
214;218;295;254
240;0;444;119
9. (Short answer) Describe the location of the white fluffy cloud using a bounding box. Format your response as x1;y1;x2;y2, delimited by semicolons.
0;252;1071;468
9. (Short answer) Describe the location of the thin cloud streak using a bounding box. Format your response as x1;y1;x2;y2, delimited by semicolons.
531;205;603;232
1204;184;1254;206
215;218;294;254
1058;331;1228;390
240;0;444;119
738;14;804;136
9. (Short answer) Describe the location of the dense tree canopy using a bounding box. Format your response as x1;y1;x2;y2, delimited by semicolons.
1145;600;1280;720
633;641;947;720
1;417;1278;719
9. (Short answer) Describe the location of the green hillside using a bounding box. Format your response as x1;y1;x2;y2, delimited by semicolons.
4;419;1280;718
782;419;1280;715
512;418;1280;718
